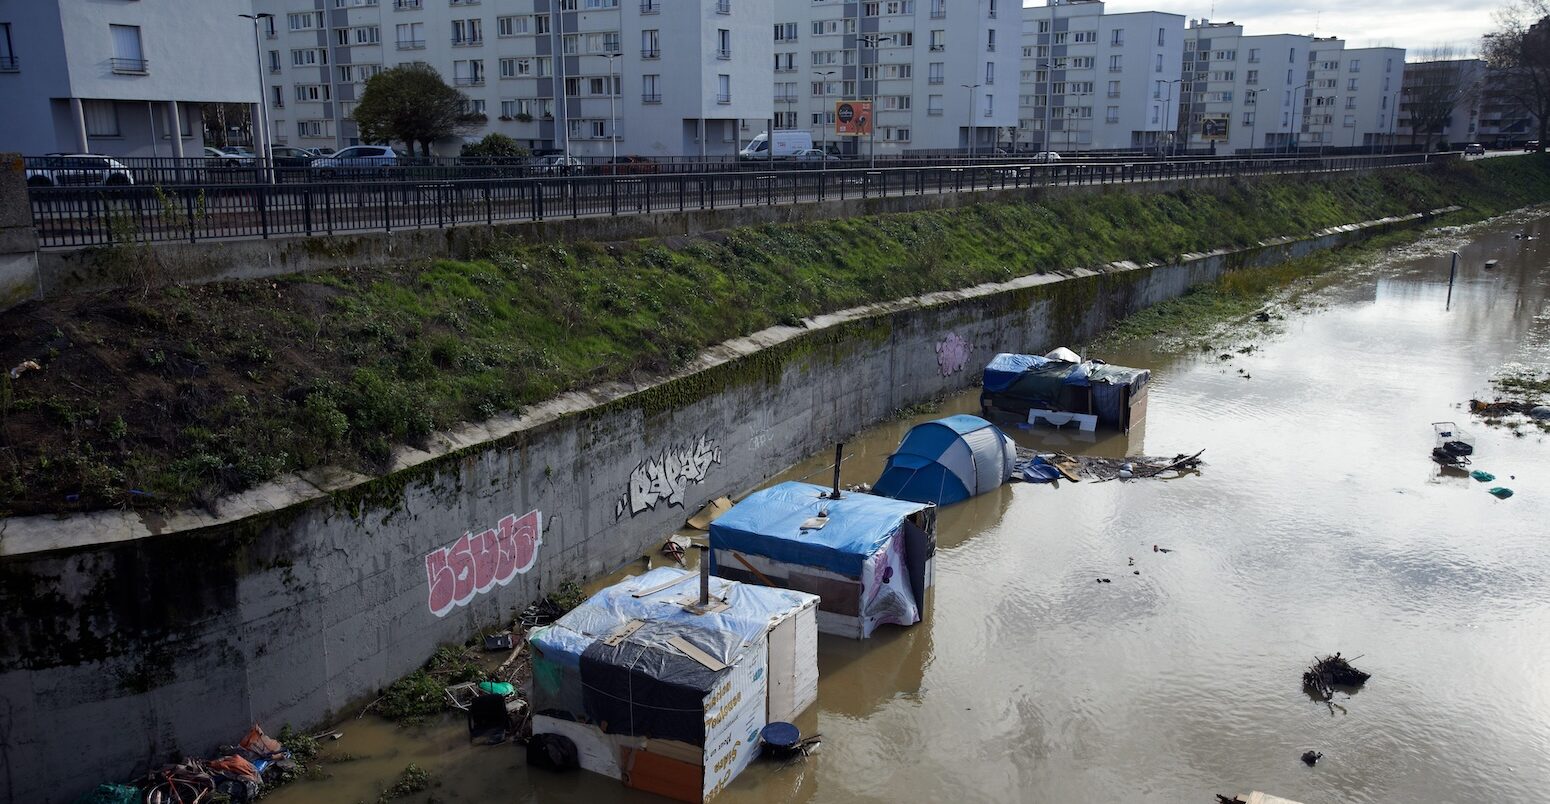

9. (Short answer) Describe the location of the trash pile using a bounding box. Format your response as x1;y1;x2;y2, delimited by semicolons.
1012;448;1204;483
72;725;297;804
1302;653;1371;699
1470;398;1550;419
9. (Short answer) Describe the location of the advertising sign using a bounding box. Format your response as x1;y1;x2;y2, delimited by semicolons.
1202;117;1230;141
834;100;873;136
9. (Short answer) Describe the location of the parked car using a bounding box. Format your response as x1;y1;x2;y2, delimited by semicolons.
531;154;583;175
203;146;247;167
1463;143;1485;155
598;155;659;175
1033;151;1062;163
309;145;407;178
267;145;317;167
793;148;840;163
1528;140;1542;152
25;154;135;187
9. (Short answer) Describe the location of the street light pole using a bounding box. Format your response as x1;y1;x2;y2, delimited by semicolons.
962;83;981;158
602;51;619;164
1289;82;1310;156
1160;78;1181;158
857;34;895;168
1247;87;1266;155
239;13;274;183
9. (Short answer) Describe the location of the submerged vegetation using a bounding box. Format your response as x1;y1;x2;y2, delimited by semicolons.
2;157;1548;514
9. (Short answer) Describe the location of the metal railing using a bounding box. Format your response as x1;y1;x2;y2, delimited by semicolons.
26;153;1445;249
110;58;148;75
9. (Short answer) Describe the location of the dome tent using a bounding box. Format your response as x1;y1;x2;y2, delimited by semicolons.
872;414;1016;506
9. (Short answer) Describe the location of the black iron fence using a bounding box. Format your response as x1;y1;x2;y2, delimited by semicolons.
28;153;1445;248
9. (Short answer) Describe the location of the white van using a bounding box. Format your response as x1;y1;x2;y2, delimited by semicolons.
739;131;815;160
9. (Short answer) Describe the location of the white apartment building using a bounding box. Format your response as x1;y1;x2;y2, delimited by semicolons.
0;0;259;157
1178;22;1403;153
1395;58;1486;148
1019;0;1183;153
255;0;771;157
767;0;1021;156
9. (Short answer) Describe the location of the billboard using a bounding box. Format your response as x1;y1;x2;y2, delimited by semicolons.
1202;117;1230;141
834;100;873;136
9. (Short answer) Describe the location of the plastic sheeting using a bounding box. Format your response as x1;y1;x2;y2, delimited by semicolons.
708;482;934;577
872;415;1016;505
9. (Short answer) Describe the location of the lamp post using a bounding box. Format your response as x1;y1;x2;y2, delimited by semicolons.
1288;82;1311;156
1246;87;1267;155
1066;91;1091;154
814;69;836;163
1161;78;1182;158
962;83;981;158
857;33;895;168
239;13;274;183
601;51;620;164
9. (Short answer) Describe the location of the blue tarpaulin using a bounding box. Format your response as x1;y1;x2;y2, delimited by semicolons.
708;482;932;577
872;415;1016;505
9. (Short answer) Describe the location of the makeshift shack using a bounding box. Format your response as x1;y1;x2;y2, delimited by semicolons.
872;414;1016;505
980;351;1150;433
709;481;936;639
527;567;819;803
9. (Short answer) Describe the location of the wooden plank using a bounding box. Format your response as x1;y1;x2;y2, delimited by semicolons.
667;635;728;672
631;572;694;598
731;551;780;587
603;618;645;646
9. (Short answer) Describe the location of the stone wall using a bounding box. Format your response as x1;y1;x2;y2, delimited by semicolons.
0;209;1441;802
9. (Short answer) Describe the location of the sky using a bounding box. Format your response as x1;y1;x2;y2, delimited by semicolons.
1055;0;1502;55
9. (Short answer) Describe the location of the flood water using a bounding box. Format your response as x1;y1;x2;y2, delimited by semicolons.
269;209;1550;804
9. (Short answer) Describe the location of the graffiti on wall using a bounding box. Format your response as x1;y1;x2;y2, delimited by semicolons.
425;509;542;618
615;435;723;519
936;332;972;377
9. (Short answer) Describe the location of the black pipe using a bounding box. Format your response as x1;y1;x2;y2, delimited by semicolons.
831;442;844;499
696;545;710;605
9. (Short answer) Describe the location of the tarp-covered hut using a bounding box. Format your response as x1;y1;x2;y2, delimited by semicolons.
872;414;1016;505
709;481;936;639
527;567;819;802
980;352;1150;432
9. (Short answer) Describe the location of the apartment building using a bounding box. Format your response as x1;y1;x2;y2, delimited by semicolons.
0;0;258;157
1178;21;1310;153
1019;0;1184;153
1299;40;1404;149
256;0;771;157
766;0;1020;156
1395;59;1486;148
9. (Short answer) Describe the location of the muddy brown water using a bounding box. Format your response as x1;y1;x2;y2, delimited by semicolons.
268;211;1550;803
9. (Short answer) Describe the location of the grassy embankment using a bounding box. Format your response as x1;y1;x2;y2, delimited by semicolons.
2;157;1548;515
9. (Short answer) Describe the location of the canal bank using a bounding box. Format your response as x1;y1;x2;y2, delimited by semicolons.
263;206;1550;804
0;203;1466;802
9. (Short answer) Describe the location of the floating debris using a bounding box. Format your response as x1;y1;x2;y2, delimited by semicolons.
1302;653;1370;698
1470;470;1496;482
1489;487;1514;500
1013;449;1204;482
1300;750;1322;766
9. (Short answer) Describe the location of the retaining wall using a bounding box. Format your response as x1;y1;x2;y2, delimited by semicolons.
0;208;1444;802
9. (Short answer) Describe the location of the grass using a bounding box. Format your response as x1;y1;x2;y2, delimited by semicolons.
2;157;1548;515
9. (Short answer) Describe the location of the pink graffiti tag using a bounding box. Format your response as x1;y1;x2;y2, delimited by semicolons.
936;332;972;377
425;510;542;618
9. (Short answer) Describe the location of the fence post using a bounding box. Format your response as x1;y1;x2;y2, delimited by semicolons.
486;183;494;226
184;188;196;244
257;184;269;239
611;177;619;216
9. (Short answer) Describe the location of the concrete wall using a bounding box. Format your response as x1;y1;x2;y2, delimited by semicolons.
0;205;1441;802
0;154;41;309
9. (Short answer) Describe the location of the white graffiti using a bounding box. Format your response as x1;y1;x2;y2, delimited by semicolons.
615;435;723;518
936;332;973;377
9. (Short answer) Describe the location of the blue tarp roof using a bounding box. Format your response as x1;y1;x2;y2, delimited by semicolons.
709;481;932;577
529;567;814;672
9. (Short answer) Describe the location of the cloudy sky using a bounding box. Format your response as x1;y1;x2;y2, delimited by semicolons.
1064;0;1501;55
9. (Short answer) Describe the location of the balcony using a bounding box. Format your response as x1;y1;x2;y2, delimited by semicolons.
642;92;662;103
640;1;658;12
717;49;731;59
716;92;731;104
110;57;149;75
774;93;798;102
452;36;482;46
397;39;426;49
454;75;485;86
928;76;943;85
929;44;943;52
641;48;659;59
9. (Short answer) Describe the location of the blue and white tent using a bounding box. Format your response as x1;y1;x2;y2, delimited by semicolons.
872;415;1016;506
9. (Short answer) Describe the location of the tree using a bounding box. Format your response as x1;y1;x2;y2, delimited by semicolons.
1483;1;1550;151
460;133;530;160
352;64;478;157
1403;47;1482;152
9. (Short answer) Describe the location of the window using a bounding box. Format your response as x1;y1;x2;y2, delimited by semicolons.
268;50;281;72
1246;69;1258;85
452;19;482;45
985;61;994;85
1038;20;1049;34
1110;28;1123;46
642;29;660;58
288;12;322;30
881;95;910;110
534;15;550;35
291;48;326;66
717;29;730;59
453;59;484;85
397;22;425;48
928;62;944;84
717;73;730;103
1344;113;1355;127
987;29;996;51
774;22;797;41
882;126;910;141
354;26;380;44
774;51;795;71
395;0;421;7
637;75;659;103
929;30;944;50
1107;80;1120;98
1155;53;1163;73
927;94;943;115
1347;78;1358;90
1157;27;1165;46
983;93;993;116
500;57;530;78
110;25;146;73
83;100;119;136
1106;105;1119;123
1108;55;1121;72
1345;96;1357;109
1247;48;1261;63
497;16;528;37
1053;32;1067;45
1243;111;1255;126
1071;56;1093;68
892;32;913;46
295;84;330;102
299;120;333;138
1072;31;1095;43
930;0;945;17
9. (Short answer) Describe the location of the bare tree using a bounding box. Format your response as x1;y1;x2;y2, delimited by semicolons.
1403;46;1482;151
1483;0;1550;151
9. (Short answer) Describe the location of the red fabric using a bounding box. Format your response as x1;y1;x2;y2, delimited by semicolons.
208;754;262;785
240;724;284;758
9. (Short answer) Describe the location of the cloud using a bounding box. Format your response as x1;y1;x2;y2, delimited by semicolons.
1067;0;1496;54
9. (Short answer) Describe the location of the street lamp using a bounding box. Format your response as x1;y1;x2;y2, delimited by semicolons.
238;13;274;182
1161;78;1183;158
1289;82;1311;156
857;33;896;168
600;51;620;165
962;83;981;158
1246;87;1267;156
814;69;836;161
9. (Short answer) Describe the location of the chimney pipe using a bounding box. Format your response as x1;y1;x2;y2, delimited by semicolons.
830;442;844;499
696;545;710;605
